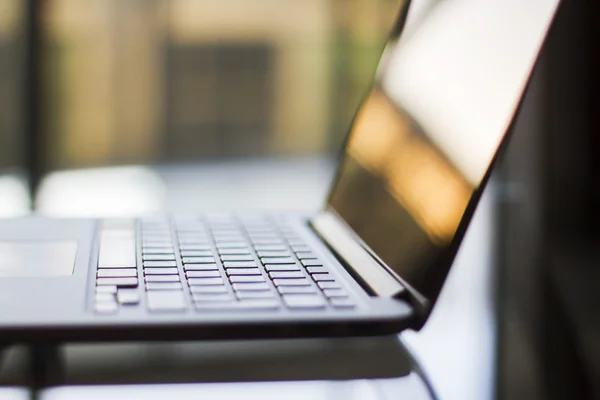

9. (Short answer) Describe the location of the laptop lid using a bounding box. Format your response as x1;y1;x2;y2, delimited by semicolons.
312;0;561;325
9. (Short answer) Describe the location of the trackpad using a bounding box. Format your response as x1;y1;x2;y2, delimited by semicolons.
0;241;78;277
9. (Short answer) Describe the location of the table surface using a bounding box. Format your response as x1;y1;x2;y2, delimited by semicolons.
0;156;496;399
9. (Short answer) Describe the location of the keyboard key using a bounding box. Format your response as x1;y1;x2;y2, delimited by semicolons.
144;267;179;275
185;270;222;278
296;253;318;260
117;289;140;305
232;282;270;291
97;268;137;278
282;294;326;309
220;255;254;262
182;257;215;264
189;285;228;294
142;236;171;242
229;275;265;283
178;238;209;245
145;275;180;283
142;233;170;239
213;235;245;242
277;286;318;295
176;226;205;231
178;232;207;238
179;238;209;245
177;227;207;233
287;239;306;246
96;285;118;294
291;245;311;253
142;233;171;242
179;244;212;251
142;234;171;240
146;282;183;290
257;251;292;258
175;228;205;234
95;292;115;303
261;257;295;265
268;271;305;279
330;297;356;309
264;264;300;272
97;277;138;287
192;293;233;302
252;239;284;245
236;291;275;300
142;247;175;255
188;277;224;286
142;254;176;261
218;248;251;255
95;302;118;314
272;278;310;287
223;261;258;268
246;231;276;237
142;241;172;248
248;235;281;243
147;291;186;312
312;273;335;282
141;227;169;233
143;261;177;268
178;232;208;239
184;263;219;271
98;229;136;268
317;281;341;290
180;250;213;258
306;267;328;274
323;288;349;298
215;241;247;248
225;268;262;276
301;259;323;267
253;245;286;251
210;227;239;233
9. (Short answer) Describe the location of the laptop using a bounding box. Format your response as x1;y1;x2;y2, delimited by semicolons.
0;0;560;341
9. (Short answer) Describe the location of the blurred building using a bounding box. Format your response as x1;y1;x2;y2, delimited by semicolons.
0;0;22;170
0;0;402;171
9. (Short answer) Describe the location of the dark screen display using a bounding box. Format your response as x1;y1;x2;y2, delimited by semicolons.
325;0;558;299
328;87;473;293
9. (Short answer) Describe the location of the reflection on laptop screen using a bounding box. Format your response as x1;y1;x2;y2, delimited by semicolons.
326;0;558;298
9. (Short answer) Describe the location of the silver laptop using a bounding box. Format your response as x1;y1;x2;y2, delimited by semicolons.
0;0;560;341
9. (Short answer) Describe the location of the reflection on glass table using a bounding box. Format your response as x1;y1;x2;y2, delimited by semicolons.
41;377;430;400
0;387;28;400
0;174;30;218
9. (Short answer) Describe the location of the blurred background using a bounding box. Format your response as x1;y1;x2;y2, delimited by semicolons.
0;0;598;399
0;0;401;171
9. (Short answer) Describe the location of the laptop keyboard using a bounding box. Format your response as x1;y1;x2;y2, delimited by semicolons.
94;216;356;314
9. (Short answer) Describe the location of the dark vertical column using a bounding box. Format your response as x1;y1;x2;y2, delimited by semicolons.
544;0;591;241
539;0;598;399
28;344;63;399
23;0;44;207
589;0;600;235
495;54;548;400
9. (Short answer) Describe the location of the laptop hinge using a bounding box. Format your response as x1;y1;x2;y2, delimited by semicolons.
310;210;406;298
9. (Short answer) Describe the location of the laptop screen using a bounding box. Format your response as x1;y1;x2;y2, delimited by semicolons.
325;0;559;299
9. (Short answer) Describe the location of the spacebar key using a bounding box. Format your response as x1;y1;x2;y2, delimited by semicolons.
147;291;186;312
195;300;280;312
